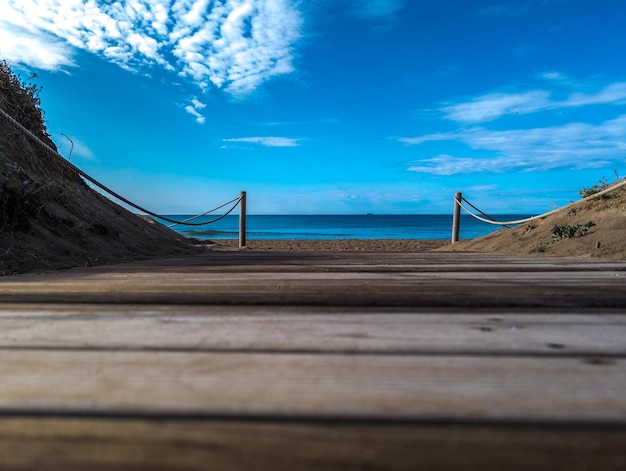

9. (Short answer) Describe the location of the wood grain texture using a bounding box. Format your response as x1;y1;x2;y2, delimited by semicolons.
0;418;624;471
1;252;625;307
0;250;625;469
0;305;624;355
0;351;624;422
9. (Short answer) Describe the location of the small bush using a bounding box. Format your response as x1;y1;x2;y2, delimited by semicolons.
551;221;596;242
0;60;48;139
579;177;608;198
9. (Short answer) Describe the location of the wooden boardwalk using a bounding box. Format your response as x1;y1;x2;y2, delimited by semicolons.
0;250;625;470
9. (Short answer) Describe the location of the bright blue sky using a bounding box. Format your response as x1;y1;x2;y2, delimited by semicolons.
2;0;626;215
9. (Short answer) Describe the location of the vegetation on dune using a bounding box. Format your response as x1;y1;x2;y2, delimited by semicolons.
0;61;48;140
0;61;57;233
550;221;596;242
578;173;624;199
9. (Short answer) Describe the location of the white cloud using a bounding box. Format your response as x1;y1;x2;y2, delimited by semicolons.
191;98;206;109
396;133;452;146
184;106;205;124
224;136;301;147
407;155;504;175
184;97;206;123
0;0;302;96
539;71;568;82
0;19;76;70
169;0;303;95
402;115;626;175
443;81;626;124
564;83;626;107
443;91;551;124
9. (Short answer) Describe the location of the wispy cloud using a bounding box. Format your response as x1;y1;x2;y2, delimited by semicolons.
443;91;551;124
442;81;626;124
563;83;626;107
352;0;407;19
539;70;568;82
401;115;626;175
54;134;97;161
184;97;206;124
71;139;98;161
467;184;499;192
0;0;303;96
223;136;302;147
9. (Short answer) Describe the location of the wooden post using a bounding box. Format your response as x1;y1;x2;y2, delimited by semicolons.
239;191;247;248
451;192;462;244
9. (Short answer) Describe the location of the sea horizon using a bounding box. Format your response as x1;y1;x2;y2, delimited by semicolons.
155;214;534;241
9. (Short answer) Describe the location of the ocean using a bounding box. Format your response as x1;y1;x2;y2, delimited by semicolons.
158;214;534;241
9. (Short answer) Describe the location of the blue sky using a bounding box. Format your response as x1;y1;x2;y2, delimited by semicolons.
1;0;625;215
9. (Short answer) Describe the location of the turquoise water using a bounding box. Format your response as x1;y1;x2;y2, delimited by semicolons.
156;214;533;240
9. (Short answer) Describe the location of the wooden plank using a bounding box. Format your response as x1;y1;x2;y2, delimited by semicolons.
0;305;625;355
0;417;624;471
1;264;626;306
114;250;626;270
0;351;624;423
0;251;625;469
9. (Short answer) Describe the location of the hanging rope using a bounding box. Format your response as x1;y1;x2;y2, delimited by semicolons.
456;197;542;226
0;105;240;227
457;177;626;226
166;196;242;227
460;197;512;228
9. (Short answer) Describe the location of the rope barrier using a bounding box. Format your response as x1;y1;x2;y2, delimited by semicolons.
166;196;242;227
460;197;511;228
456;197;544;226
457;177;626;227
0;105;239;228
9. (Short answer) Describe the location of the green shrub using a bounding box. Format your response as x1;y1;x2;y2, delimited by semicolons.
579;177;608;198
551;221;596;242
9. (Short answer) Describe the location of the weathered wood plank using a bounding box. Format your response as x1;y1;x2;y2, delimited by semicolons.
113;251;626;271
0;351;624;423
0;418;624;471
0;251;625;469
1;269;625;306
0;304;624;355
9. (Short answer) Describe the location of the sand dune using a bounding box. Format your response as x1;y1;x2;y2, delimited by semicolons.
438;180;626;260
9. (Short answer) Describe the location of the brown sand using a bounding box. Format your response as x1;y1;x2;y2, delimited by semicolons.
213;239;447;252
437;180;626;260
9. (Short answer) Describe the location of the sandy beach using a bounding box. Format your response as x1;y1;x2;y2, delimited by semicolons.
212;239;449;252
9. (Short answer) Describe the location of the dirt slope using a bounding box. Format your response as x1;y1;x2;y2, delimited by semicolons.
0;113;202;275
439;181;626;260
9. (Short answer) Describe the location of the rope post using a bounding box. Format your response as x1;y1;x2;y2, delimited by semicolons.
239;191;247;248
451;192;462;244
